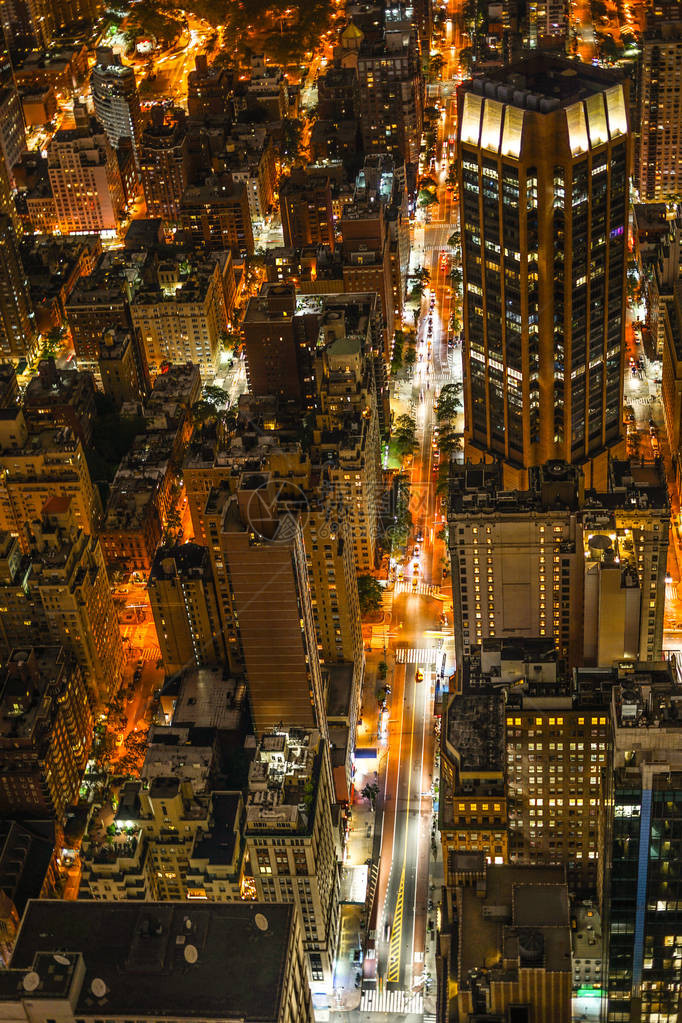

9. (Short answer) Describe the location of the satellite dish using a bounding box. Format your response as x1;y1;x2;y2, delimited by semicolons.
254;913;268;932
91;978;107;999
23;972;40;992
54;954;71;966
184;944;198;964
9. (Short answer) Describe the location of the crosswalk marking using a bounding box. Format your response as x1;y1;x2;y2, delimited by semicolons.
141;645;160;662
395;647;439;664
360;988;424;1014
424;1013;437;1022
394;581;440;597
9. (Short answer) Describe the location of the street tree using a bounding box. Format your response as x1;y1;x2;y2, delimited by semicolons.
357;574;383;616
394;413;417;455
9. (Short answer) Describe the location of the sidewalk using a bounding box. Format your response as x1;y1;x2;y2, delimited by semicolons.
332;649;393;1012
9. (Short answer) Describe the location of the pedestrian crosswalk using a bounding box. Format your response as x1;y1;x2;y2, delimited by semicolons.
395;647;439;664
394;581;440;597
141;645;160;662
360;988;424;1014
424;1013;437;1022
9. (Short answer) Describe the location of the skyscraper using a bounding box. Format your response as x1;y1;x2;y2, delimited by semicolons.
635;17;682;200
603;667;682;1023
90;48;143;166
457;56;629;486
204;476;326;737
0;215;36;362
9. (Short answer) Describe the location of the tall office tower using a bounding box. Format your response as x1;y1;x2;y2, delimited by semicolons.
204;476;326;736
90;49;143;165
139;107;188;223
636;19;682;200
0;216;36;362
0;645;91;819
448;460;669;667
280;169;335;252
148;542;226;675
47;117;124;233
6;901;314;1023
29;497;123;709
602;667;682;1023
353;18;424;164
244;728;340;994
304;493;363;668
457;56;629;486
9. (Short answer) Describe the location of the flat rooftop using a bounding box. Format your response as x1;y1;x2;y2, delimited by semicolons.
447;691;505;774
465;54;622;110
459;865;570;981
9;901;296;1020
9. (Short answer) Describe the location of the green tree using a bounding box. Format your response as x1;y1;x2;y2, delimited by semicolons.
378;660;388;680
418;189;438;208
357;574;383;615
394;413;417;455
361;782;379;809
459;46;474;73
448;231;461;249
202;384;229;407
436;382;463;425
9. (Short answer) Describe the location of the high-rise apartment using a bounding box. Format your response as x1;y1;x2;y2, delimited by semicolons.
148;541;226;675
80;779;244;901
0;410;103;543
5;901;314;1023
129;253;226;380
280;169;335;252
90;48;143;164
244;728;340;994
448;460;669;667
0;215;36;362
47;116;124;233
29;497;123;709
352;18;424;164
636;19;682;200
204;477;326;736
602;665;682;1023
457;56;629;485
139;106;188;223
0;645;92;820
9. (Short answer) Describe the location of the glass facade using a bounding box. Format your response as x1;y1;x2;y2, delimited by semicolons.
459;92;627;472
607;773;682;1023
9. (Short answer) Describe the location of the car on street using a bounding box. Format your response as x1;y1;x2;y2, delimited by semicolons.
416;669;424;682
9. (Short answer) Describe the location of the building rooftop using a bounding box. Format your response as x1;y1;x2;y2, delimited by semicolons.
0;647;70;742
8;900;297;1021
465;54;623;110
457;864;570;985
449;459;669;517
246;728;323;834
171;666;246;732
446;691;506;774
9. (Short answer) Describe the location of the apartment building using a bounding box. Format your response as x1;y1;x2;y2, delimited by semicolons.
47;115;124;233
